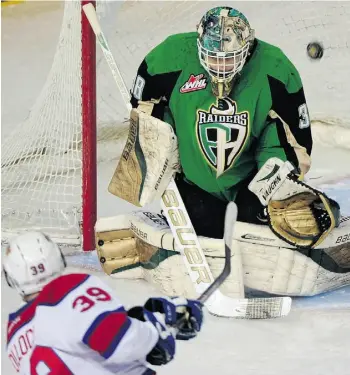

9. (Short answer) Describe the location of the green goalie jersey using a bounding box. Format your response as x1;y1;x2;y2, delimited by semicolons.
130;32;313;201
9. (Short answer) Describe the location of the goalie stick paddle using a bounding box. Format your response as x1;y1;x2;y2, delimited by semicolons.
83;3;292;319
197;201;236;304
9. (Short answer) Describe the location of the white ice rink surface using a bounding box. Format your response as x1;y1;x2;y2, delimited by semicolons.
2;2;350;375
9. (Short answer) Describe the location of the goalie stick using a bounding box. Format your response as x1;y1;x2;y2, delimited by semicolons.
198;201;235;304
83;3;292;318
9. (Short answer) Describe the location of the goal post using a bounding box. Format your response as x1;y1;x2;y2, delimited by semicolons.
2;1;101;250
81;0;97;251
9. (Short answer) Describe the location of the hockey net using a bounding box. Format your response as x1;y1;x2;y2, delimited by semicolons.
2;1;350;249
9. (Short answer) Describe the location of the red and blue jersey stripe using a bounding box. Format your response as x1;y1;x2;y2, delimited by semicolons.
7;299;37;344
82;306;131;359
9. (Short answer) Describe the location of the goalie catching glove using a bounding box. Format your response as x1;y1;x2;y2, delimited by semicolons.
249;158;340;248
128;297;203;366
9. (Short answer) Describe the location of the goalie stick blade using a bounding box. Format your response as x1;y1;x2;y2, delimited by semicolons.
206;294;292;319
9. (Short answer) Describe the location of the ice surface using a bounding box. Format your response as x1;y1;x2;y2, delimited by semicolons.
1;2;349;375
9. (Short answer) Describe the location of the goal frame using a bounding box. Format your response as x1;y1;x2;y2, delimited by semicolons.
81;0;97;251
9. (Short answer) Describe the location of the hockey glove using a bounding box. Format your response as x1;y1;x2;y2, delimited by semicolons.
144;297;203;341
249;158;340;248
127;306;176;366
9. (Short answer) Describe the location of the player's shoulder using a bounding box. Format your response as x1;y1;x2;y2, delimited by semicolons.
37;273;92;306
257;39;287;58
255;39;300;77
161;31;197;48
7;300;38;344
146;32;198;73
6;274;91;343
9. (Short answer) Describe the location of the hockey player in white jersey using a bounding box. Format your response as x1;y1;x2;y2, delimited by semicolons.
4;231;203;375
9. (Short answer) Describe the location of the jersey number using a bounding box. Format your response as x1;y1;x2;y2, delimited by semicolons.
31;346;73;375
72;287;111;313
298;103;310;129
132;75;145;100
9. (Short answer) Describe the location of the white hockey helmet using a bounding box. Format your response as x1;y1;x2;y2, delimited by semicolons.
2;232;66;297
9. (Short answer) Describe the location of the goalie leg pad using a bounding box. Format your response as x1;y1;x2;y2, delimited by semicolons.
242;239;350;296
95;212;244;299
96;228;139;275
235;220;350;296
95;213;350;297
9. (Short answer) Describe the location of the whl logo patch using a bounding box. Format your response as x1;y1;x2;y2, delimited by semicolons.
180;74;207;93
196;98;249;175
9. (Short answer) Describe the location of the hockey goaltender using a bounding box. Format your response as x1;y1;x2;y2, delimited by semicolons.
95;6;350;300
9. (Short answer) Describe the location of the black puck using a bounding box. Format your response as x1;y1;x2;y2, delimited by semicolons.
307;42;324;60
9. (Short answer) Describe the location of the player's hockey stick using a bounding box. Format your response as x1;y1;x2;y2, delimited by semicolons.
83;3;292;318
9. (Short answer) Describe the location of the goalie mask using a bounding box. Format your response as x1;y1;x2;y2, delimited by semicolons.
197;7;255;98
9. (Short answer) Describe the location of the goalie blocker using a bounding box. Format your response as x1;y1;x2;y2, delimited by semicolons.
108;106;179;206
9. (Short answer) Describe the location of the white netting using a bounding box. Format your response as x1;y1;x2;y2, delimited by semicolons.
2;2;84;244
2;1;350;245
